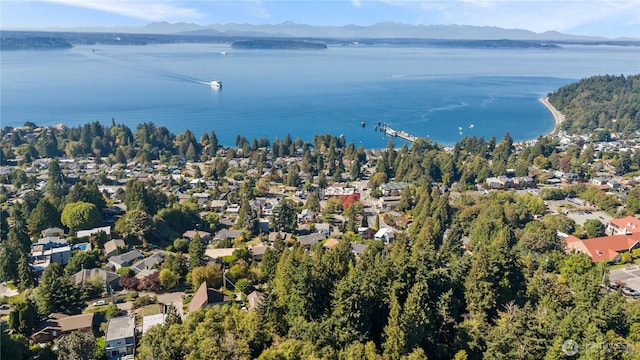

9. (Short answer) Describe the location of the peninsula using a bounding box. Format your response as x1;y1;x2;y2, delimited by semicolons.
231;40;327;49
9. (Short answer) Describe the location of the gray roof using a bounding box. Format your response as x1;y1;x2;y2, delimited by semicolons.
214;229;243;240
131;252;165;272
71;268;119;287
103;239;126;255
108;249;144;266
297;233;326;247
351;243;367;255
105;316;135;341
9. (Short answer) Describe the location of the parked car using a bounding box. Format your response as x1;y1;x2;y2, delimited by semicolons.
92;300;107;306
622;287;637;296
112;298;125;304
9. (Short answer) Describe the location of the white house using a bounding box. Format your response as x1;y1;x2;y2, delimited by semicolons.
374;227;394;244
105;316;135;360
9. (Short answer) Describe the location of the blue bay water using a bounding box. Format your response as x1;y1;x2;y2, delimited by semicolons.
1;44;639;148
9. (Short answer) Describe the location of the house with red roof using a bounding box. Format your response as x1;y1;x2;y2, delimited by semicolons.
565;234;640;263
607;216;640;236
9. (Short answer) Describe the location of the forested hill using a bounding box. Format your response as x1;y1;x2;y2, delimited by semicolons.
231;40;327;49
548;74;640;136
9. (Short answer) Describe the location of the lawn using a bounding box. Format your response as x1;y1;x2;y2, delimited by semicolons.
139;304;162;316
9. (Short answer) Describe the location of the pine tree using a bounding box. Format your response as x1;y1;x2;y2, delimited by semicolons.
17;254;35;291
188;233;206;271
36;263;85;315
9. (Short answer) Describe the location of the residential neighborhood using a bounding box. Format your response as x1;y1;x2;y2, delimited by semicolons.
1;103;639;359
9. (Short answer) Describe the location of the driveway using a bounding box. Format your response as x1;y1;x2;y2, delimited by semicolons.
0;282;19;298
156;291;186;319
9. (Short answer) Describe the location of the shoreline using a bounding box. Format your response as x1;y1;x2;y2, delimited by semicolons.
539;96;565;133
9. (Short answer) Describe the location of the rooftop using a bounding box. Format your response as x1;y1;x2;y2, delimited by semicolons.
105;316;135;341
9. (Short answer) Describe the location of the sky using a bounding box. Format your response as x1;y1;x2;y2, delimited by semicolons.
1;0;639;38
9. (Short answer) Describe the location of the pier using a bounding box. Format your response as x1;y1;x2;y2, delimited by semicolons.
380;124;418;143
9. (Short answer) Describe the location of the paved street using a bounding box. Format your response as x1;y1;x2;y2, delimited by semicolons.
609;265;640;296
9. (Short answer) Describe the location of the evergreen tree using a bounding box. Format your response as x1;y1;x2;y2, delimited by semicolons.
271;200;297;233
27;198;60;235
36;263;85;315
8;299;37;336
17;254;35;291
45;159;67;204
188;233;206;271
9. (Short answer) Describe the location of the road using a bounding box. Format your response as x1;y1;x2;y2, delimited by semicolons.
609;265;640;297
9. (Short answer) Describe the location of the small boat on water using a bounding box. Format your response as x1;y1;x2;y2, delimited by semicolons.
210;80;222;88
361;121;366;127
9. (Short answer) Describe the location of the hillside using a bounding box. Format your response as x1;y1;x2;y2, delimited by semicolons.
548;74;640;135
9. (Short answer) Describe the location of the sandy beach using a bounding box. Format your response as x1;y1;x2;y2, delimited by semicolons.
540;97;565;133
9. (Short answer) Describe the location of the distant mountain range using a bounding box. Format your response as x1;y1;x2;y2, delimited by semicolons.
6;21;635;41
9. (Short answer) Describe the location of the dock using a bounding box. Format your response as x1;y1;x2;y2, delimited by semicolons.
380;124;418;143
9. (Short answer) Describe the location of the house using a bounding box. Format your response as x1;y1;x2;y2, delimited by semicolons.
31;245;72;270
36;236;66;246
213;229;243;242
108;249;144;270
31;313;94;343
182;230;212;243
297;209;316;223
77;226;112;240
374;227;395;243
268;232;293;242
142;313;167;334
71;268;121;293
249;243;269;260
131;252;165;273
246;291;263;311
103;239;126;257
297;233;326;248
351;243;368;257
380;182;410;196
315;223;331;236
41;227;65;237
322;238;340;249
380;196;401;211
607;216;640;236
105;316;136;360
188;281;230;313
565;234;640;262
210;199;227;212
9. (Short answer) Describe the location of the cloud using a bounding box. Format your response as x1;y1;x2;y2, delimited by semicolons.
41;0;202;21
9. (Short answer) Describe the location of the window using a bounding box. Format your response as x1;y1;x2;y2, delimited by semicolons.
125;337;133;344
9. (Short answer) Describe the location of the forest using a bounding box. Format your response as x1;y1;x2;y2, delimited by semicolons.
1;74;639;359
548;74;640;136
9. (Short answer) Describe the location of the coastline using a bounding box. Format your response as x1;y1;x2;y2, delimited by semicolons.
539;96;565;133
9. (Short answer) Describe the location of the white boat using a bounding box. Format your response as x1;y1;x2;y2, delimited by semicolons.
210;80;222;88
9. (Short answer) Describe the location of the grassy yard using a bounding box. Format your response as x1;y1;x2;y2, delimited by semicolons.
139;304;162;316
